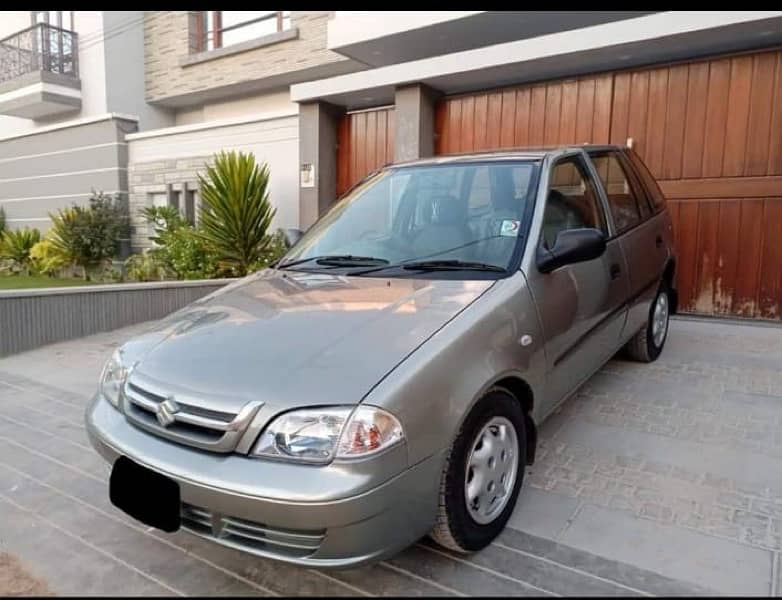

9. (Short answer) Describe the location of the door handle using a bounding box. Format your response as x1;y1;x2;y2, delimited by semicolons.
610;263;621;280
655;235;663;248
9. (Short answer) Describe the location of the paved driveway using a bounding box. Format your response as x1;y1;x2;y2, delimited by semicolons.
1;317;781;596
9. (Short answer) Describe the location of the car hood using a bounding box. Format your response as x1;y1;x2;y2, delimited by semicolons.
123;269;493;414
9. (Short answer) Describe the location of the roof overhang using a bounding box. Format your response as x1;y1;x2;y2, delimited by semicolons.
293;11;782;111
327;11;656;67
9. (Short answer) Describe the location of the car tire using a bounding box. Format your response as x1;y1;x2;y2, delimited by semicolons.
429;388;527;553
624;280;671;363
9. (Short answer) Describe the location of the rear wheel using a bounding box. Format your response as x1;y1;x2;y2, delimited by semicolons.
430;389;526;552
625;281;670;363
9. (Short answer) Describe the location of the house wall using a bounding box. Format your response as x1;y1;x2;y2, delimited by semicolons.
127;113;299;250
0;115;138;231
143;11;350;105
0;11;110;138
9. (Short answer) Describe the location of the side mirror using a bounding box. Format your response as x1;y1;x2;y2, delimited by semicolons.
537;228;606;274
284;228;304;248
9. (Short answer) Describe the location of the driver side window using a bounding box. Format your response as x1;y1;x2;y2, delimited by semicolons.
542;156;607;249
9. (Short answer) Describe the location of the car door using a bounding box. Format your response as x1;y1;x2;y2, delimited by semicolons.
526;153;630;416
587;149;669;340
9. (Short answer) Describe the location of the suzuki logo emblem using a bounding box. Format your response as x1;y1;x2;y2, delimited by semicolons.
156;397;179;428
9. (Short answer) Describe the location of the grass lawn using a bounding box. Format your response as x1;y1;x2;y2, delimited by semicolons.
0;274;92;290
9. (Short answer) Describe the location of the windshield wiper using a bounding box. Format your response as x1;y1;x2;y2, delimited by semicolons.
354;259;506;275
277;255;390;269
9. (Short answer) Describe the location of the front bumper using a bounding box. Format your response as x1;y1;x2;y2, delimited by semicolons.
85;394;444;568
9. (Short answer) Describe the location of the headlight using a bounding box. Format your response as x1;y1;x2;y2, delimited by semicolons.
252;405;404;463
99;349;128;408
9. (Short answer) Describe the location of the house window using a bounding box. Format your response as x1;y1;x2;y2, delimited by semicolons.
194;11;292;52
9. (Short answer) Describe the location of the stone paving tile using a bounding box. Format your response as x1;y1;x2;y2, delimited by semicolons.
1;316;779;596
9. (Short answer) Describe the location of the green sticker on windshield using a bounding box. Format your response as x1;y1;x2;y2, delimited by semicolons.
500;220;521;237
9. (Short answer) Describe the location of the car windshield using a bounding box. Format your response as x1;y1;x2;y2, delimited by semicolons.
280;160;540;277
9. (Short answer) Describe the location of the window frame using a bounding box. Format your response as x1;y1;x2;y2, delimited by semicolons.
586;149;650;237
194;11;291;52
540;153;609;250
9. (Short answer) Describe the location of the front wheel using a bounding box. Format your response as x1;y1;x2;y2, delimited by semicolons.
429;389;526;553
625;281;670;362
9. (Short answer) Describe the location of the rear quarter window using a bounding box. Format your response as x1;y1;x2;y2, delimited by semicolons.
624;150;667;212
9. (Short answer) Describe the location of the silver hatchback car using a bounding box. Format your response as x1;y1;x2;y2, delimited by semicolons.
86;144;677;568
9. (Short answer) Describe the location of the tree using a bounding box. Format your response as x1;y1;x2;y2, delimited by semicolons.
197;151;276;276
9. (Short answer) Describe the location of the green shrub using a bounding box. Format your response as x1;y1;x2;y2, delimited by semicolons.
248;228;289;273
140;205;188;244
0;206;6;235
47;191;128;279
138;206;220;280
0;227;41;273
124;251;172;282
197;150;276;276
29;239;68;276
156;226;221;280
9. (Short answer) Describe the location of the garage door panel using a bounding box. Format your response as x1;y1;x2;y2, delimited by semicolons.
500;89;517;148
559;80;579;144
759;199;782;319
692;202;721;315
529;85;547;145
574;78;595;144
609;73;631;146
702;59;731;178
662;64;689;181
769;56;782;175
592;74;613;143
513;87;532;146
643;67;670;178
671;201;700;313
745;52;778;177
723;56;754;178
472;94;487;151
626;71;649;160
682;62;710;179
543;84;562;146
732;199;766;318
713;201;742;315
335;107;394;196
487;92;503;148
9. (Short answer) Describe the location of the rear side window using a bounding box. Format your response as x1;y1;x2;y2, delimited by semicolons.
589;151;645;234
624;149;667;212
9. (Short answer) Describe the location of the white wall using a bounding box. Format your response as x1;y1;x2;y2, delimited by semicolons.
174;89;299;126
102;11;173;130
0;11;109;138
128;114;300;229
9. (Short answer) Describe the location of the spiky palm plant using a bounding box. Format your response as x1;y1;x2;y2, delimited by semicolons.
197;151;276;276
0;206;6;235
0;227;41;273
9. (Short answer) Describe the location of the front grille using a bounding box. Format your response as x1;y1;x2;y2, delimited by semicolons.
121;377;262;453
181;503;325;559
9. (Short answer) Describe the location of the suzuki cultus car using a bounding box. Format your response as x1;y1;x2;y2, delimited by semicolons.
87;144;677;567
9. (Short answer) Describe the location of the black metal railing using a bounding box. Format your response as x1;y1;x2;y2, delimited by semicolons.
0;23;79;84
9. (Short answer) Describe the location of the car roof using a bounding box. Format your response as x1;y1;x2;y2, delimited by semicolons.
391;144;624;168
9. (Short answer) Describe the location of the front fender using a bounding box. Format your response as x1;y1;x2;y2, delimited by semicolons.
363;274;546;466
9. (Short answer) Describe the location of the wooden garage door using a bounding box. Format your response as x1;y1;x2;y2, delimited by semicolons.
434;48;782;320
336;106;395;196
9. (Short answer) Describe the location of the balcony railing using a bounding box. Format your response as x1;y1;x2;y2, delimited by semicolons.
0;23;79;84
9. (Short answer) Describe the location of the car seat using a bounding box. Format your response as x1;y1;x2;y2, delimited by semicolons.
411;194;473;259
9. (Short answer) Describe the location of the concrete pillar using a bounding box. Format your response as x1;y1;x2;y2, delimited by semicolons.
394;83;441;163
298;101;343;230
